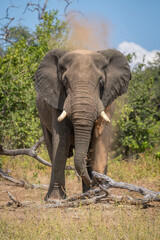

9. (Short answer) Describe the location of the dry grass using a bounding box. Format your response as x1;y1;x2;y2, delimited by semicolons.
1;203;160;240
0;148;160;240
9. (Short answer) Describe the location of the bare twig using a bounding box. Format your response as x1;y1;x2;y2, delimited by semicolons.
5;192;106;209
42;194;106;208
0;137;75;171
46;188;102;204
99;184;141;205
6;191;23;206
4;170;160;209
0;5;17;45
64;0;74;15
23;0;48;19
0;168;25;186
0;168;48;190
32;136;45;150
0;137;78;190
92;171;160;204
0;0;49;45
0;137;52;167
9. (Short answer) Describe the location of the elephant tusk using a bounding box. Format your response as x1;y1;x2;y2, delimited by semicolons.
57;110;67;122
100;111;111;123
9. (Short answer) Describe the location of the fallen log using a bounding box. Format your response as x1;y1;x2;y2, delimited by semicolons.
5;190;107;209
1;169;160;207
92;171;160;204
42;194;107;208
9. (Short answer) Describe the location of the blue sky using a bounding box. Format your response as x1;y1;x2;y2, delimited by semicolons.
0;0;160;64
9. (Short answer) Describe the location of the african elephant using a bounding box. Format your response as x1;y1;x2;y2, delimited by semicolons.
34;49;131;200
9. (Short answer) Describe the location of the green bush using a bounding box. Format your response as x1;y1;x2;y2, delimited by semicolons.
112;58;160;158
0;10;68;148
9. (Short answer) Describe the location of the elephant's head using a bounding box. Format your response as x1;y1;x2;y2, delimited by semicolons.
34;49;131;186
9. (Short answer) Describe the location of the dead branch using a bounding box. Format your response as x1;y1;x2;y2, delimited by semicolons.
5;190;106;209
92;171;160;204
42;194;106;208
46;188;102;204
99;184;142;205
6;191;23;207
4;171;160;209
0;137;75;171
23;0;49;20
0;168;26;186
0;137;52;167
0;5;17;45
65;166;75;170
64;0;74;15
0;168;48;190
0;168;48;189
1;167;160;207
0;137;76;178
43;174;160;207
0;0;49;45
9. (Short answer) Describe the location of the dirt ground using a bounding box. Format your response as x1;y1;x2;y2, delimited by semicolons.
0;154;160;240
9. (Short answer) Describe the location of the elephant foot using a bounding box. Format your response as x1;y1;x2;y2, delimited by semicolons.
82;181;91;193
44;183;66;201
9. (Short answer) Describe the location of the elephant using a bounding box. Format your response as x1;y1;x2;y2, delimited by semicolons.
34;48;131;200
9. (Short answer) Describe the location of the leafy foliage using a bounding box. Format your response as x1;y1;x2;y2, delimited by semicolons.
4;26;33;43
0;10;68;148
112;56;160;158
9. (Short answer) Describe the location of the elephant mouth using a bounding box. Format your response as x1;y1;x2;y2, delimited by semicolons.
57;108;110;123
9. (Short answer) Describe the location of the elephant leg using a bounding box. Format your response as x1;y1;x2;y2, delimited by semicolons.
41;124;52;161
91;132;109;175
92;117;111;172
45;119;72;200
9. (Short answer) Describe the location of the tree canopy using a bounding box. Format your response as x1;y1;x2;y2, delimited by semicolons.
0;10;68;148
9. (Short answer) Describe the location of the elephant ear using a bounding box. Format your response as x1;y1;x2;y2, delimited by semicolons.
98;49;131;107
34;49;67;110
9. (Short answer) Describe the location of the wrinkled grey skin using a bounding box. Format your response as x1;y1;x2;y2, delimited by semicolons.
34;49;131;200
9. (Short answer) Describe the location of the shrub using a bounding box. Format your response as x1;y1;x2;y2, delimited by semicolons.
0;11;68;148
112;58;160;158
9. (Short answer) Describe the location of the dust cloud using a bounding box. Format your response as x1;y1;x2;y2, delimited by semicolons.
65;12;111;51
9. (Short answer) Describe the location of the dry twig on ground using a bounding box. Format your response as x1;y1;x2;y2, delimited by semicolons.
0;168;48;190
92;171;160;204
3;170;160;209
6;191;23;207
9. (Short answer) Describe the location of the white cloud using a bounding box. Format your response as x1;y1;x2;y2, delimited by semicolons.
117;41;160;68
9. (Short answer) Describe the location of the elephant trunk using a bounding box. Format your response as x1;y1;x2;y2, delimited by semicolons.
71;93;97;186
74;125;92;186
58;90;111;186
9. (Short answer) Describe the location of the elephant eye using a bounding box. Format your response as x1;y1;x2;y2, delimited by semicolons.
59;64;66;74
99;77;104;85
63;75;69;88
99;77;104;99
102;63;108;69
